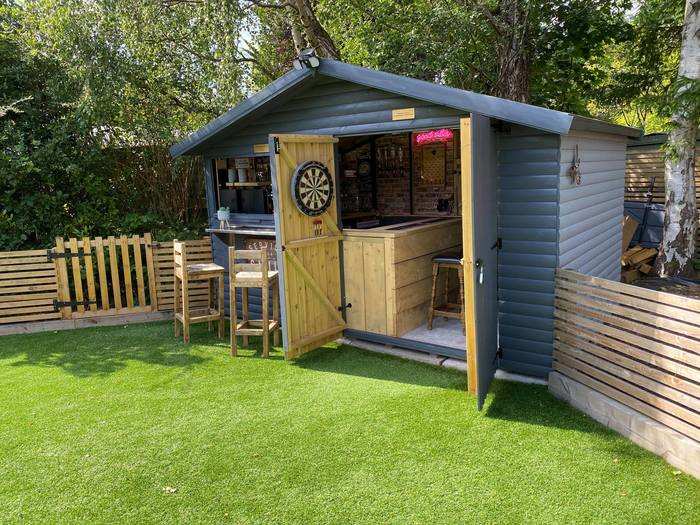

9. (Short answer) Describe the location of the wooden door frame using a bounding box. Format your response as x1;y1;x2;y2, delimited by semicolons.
460;116;479;395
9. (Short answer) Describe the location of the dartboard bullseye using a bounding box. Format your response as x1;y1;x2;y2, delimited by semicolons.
291;160;334;216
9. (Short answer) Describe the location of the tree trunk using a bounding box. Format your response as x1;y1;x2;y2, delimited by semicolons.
288;11;304;54
657;0;699;277
495;0;530;103
291;0;340;59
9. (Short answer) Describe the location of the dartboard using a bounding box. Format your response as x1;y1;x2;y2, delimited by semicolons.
291;160;334;216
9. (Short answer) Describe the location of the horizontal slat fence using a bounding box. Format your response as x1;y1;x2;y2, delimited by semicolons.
0;249;61;324
153;238;213;312
625;146;700;204
625;145;700;256
0;234;214;331
554;269;700;442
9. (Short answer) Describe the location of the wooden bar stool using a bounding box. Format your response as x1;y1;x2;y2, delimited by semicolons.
427;251;465;334
229;247;280;358
173;240;225;343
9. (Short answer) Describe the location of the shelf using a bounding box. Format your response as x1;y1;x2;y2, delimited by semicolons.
225;182;271;188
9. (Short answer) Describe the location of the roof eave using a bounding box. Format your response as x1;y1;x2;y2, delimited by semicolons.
569;115;642;139
170;67;315;157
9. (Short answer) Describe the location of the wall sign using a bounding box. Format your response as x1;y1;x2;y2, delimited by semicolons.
392;107;415;121
291;160;334;216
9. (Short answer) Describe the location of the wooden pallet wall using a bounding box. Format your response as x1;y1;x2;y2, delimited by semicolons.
0;249;61;325
152;238;213;312
553;269;700;442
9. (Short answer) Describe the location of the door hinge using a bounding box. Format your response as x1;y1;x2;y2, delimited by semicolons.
338;303;352;312
46;249;81;261
490;237;502;251
53;299;98;311
273;137;280;154
494;346;503;364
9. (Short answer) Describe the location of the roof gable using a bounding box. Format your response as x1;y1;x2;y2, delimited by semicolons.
171;59;639;157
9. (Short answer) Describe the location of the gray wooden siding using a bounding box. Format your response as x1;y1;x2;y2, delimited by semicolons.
497;127;560;378
206;76;465;158
558;131;627;281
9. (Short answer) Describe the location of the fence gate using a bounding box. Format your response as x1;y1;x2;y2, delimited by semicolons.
52;234;158;319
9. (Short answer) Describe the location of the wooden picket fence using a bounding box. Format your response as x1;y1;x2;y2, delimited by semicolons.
553;269;700;442
0;234;213;332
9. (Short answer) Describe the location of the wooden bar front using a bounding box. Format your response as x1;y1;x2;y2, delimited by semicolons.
342;218;461;337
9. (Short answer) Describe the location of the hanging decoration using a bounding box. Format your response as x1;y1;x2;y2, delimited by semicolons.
415;128;454;146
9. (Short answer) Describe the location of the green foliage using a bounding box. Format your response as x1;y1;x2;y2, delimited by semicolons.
0;0;692;250
312;0;632;114
590;0;686;132
0;32;117;248
0;1;221;249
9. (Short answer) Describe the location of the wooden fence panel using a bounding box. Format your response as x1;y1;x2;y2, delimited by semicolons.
554;269;700;441
0;249;61;325
0;234;215;329
625;147;700;204
625;145;700;256
54;235;156;319
153;238;213;312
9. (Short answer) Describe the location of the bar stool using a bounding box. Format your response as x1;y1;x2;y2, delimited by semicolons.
427;251;465;334
229;247;280;358
173;240;225;343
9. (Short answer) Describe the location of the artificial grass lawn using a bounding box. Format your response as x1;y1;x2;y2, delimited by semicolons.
0;323;698;524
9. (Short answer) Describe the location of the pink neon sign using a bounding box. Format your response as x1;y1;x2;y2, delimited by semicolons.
414;128;454;145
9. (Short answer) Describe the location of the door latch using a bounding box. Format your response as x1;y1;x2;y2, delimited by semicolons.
474;258;484;284
338;303;352;312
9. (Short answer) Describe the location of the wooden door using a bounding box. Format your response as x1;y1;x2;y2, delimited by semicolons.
269;134;346;359
461;115;499;409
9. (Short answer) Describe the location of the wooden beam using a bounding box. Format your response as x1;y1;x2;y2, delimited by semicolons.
460;117;477;396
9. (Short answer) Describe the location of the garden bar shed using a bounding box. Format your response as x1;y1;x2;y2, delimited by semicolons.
171;55;640;407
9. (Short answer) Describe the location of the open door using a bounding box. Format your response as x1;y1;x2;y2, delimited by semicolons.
269;134;346;359
461;115;499;409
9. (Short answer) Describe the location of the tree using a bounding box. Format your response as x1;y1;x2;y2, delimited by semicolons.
657;0;700;277
591;0;685;132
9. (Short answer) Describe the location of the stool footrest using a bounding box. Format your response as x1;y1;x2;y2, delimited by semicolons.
175;308;222;324
235;319;279;336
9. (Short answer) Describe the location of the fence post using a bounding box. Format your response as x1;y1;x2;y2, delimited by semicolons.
53;237;72;319
143;233;158;311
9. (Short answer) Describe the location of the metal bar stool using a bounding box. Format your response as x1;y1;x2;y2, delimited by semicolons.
173;240;225;343
427;251;465;334
229;247;280;358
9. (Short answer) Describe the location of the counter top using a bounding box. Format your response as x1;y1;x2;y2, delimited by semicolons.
206;227;276;237
343;217;460;238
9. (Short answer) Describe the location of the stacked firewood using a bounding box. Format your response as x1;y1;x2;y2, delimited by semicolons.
621;246;658;283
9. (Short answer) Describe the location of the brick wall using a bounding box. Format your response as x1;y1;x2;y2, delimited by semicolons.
339;130;461;218
412;131;460;216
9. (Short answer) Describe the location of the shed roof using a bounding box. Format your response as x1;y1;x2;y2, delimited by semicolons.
171;59;640;157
